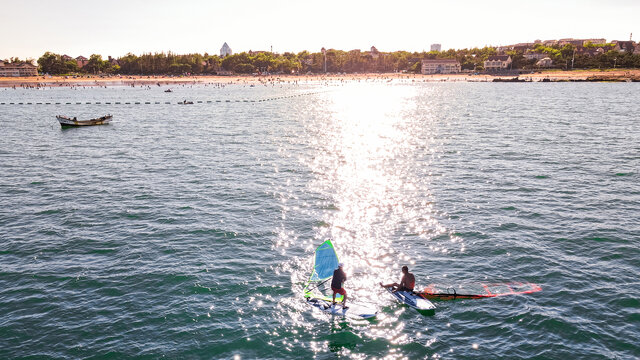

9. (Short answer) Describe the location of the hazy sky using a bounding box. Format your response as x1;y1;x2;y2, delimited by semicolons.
1;0;638;60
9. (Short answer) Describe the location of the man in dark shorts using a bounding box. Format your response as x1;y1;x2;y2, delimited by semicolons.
331;262;348;309
380;265;415;292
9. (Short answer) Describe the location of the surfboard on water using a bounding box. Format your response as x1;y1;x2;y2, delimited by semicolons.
383;286;436;311
419;282;542;300
303;240;377;320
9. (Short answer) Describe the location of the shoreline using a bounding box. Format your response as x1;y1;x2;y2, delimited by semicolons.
1;69;640;88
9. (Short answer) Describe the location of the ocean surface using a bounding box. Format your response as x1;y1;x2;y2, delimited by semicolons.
1;81;639;359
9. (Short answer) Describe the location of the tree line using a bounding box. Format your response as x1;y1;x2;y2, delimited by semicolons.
30;46;640;75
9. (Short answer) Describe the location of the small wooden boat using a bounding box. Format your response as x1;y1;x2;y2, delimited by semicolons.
56;115;112;127
179;100;194;104
164;89;172;92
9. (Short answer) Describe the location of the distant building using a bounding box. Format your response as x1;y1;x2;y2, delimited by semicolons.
582;38;607;46
536;57;553;68
430;44;441;52
613;41;636;53
76;56;89;68
61;54;73;62
524;52;547;61
558;38;585;47
577;47;605;56
512;43;534;52
370;46;379;59
421;59;461;74
220;42;232;57
484;55;512;71
0;61;38;77
107;56;119;66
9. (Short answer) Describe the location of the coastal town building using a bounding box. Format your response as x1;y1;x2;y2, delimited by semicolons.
524;52;547;61
107;56;119;66
577;47;605;56
558;38;586;47
420;59;461;74
0;61;38;76
484;55;512;71
512;43;534;51
220;42;232;57
370;46;379;59
430;44;441;52
61;54;73;62
582;38;607;46
76;56;89;68
613;41;636;53
536;57;553;68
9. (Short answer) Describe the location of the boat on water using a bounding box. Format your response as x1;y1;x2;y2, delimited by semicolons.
56;115;112;127
164;89;172;92
303;240;377;319
179;100;193;104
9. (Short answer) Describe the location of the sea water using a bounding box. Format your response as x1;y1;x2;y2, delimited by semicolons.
0;81;639;359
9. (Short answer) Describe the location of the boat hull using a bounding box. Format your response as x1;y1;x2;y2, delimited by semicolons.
57;115;112;127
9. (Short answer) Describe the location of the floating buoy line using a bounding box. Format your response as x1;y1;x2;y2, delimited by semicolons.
0;91;321;106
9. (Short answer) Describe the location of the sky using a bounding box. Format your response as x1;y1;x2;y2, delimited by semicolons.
1;0;638;60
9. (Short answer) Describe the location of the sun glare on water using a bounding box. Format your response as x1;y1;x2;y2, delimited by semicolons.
303;83;449;298
280;82;465;358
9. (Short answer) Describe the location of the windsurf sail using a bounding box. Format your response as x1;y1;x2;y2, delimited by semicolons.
419;282;542;300
303;240;341;302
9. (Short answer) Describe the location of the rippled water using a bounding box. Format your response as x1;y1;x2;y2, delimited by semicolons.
1;82;639;359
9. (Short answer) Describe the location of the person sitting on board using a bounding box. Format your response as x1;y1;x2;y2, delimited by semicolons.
331;262;348;309
380;265;415;293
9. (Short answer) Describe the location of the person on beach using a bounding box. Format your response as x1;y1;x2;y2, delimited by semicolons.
331;262;348;309
380;265;415;292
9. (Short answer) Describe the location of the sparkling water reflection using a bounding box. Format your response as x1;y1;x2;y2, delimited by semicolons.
0;82;639;359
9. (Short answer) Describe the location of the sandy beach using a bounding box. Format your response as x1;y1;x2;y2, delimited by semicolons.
1;69;640;88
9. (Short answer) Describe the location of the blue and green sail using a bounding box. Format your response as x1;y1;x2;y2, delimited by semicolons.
303;239;343;302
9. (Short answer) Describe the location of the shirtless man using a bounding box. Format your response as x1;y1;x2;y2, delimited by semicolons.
380;266;415;292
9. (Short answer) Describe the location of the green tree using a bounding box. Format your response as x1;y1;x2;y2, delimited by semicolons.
233;63;256;73
38;52;65;74
86;54;107;74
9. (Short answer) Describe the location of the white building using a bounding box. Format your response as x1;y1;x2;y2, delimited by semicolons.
220;42;232;57
524;52;547;61
484;55;512;71
421;59;461;74
430;44;441;52
536;57;553;67
0;61;38;77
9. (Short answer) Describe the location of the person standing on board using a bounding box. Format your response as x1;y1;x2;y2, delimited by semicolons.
380;265;415;292
331;263;348;309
